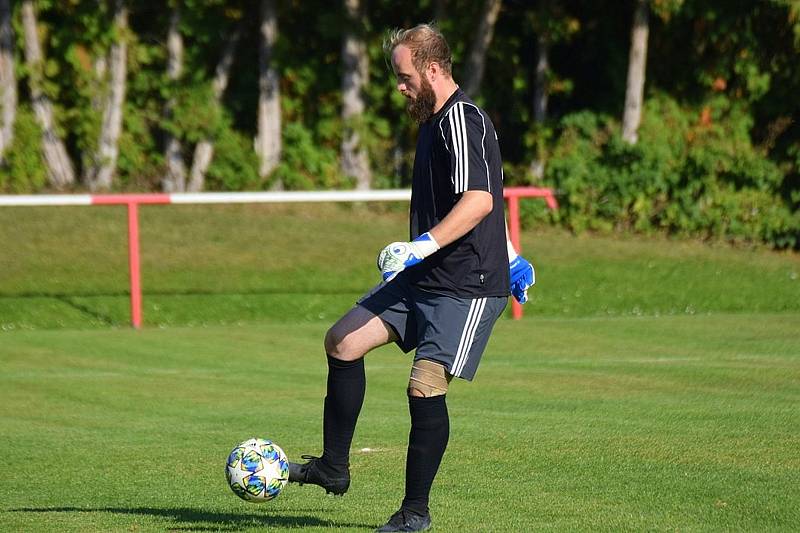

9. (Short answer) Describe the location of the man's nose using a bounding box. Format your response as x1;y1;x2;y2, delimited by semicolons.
397;82;407;93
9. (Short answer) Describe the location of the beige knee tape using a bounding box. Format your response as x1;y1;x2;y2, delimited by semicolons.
408;359;451;397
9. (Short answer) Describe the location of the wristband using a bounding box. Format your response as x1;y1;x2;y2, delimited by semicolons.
413;232;440;258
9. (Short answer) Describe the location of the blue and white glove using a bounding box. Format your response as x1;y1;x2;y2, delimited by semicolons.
508;241;535;304
377;232;440;282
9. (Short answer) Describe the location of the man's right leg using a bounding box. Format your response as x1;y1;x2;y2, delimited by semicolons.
289;304;396;495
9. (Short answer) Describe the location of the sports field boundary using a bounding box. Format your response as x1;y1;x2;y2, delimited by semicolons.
0;188;557;327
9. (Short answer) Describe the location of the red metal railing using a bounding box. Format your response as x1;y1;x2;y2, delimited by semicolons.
91;194;171;328
1;188;557;327
503;187;559;319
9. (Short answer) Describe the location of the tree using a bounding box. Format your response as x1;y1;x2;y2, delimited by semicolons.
187;22;241;192
461;0;503;98
532;34;548;126
527;31;549;180
621;0;649;144
341;0;371;190
84;0;128;190
162;3;187;192
256;0;281;185
0;0;15;163
528;0;579;179
20;0;75;189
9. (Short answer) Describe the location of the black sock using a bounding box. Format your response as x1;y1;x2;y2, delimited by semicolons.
321;355;365;471
401;394;449;515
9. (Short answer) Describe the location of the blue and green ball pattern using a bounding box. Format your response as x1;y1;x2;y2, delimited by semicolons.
225;438;289;502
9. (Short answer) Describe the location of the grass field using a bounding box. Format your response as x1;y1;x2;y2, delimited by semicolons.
1;204;799;531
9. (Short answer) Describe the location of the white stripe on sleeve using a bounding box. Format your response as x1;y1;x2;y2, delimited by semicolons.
462;102;490;192
445;101;492;193
458;103;470;192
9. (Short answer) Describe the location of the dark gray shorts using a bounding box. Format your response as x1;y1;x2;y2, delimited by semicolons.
357;272;508;381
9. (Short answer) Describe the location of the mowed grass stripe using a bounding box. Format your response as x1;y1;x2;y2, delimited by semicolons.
2;204;800;330
1;314;799;531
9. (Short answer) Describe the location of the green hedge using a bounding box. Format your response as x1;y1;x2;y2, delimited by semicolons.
534;94;799;248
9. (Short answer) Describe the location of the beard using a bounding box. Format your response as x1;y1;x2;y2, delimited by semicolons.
406;76;437;123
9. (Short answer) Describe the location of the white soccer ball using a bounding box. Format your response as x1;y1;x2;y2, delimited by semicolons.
225;437;289;502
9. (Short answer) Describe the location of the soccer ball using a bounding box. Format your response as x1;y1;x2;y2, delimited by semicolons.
225;438;289;502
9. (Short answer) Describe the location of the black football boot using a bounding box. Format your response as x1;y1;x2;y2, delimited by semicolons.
375;508;432;532
287;455;350;496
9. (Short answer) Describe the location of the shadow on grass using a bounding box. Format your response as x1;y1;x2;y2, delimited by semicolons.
8;506;373;531
55;295;117;326
0;288;365;326
1;288;365;298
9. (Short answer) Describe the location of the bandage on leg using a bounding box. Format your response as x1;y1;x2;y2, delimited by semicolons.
408;359;452;397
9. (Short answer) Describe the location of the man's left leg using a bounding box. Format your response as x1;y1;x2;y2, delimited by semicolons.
403;359;452;514
377;294;507;532
376;359;450;533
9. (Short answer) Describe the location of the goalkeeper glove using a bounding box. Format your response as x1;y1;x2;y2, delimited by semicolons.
377;232;440;282
508;241;535;304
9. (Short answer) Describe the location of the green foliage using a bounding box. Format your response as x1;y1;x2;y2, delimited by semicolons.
162;83;225;143
271;122;344;190
116;102;163;190
1;0;798;247
543;94;799;247
204;121;261;191
0;106;47;193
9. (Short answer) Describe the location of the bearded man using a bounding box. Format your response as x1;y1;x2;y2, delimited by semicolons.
287;23;535;532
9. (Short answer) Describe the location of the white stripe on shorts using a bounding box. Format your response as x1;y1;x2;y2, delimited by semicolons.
452;297;487;377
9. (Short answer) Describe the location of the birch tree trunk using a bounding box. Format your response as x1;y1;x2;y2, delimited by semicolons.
461;0;502;98
256;0;281;184
86;0;128;190
533;35;549;124
0;0;16;162
187;25;241;192
341;0;371;190
92;56;107;110
529;33;549;180
621;0;649;145
21;1;75;189
162;5;186;192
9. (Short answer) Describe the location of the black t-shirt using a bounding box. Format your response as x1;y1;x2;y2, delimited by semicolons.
407;88;509;298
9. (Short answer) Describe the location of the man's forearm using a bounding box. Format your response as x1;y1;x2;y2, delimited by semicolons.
428;190;493;247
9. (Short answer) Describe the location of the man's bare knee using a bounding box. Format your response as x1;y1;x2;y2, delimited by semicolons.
325;307;395;361
408;359;452;397
325;324;359;361
324;326;339;356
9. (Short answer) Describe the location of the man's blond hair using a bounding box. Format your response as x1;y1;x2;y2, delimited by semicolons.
384;23;452;77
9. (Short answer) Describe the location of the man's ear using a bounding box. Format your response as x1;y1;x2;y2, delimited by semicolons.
426;61;439;83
